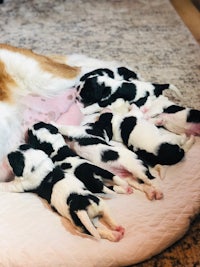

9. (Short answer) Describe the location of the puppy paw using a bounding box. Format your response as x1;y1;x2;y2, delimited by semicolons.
115;225;125;236
113;185;133;194
155;190;164;200
98;227;125;242
145;187;163;201
111;230;124;242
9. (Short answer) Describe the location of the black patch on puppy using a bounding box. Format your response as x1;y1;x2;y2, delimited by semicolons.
101;149;119;162
117;67;139;80
80;68;114;82
157;143;185;165
76;137;109;146
19;144;32;151
74;163;105;193
135;149;159;167
52;146;77;162
80;76;111;106
33;121;58;134
133;92;149;107
60;162;72;170
120;116;137;146
163;105;185;114
112;82;137;103
67;193;99;235
8;151;25;177
187;109;200;123
95;113;113;140
27;129;54;156
86;126;106;139
153;84;171;97
29;166;65;203
135;143;184;166
145;168;156;180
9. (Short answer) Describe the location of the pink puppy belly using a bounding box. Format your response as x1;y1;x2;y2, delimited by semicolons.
186;123;200;136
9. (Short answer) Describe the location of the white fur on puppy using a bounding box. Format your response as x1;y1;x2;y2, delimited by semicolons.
0;144;125;242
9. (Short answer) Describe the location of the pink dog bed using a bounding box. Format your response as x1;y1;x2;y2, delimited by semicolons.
0;91;199;266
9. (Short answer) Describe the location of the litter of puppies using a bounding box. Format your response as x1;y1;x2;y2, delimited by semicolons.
0;57;199;241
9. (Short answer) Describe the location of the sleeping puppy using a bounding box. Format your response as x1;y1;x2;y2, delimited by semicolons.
0;144;125;242
27;121;132;195
95;112;194;167
54;123;163;200
1;44;132;181
76;68;181;115
0;43;81;181
142;96;200;136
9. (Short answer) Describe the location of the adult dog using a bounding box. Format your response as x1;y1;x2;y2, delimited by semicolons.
0;44;129;181
0;43;80;180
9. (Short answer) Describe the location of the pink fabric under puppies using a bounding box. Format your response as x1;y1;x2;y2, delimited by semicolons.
21;89;79;131
1;89;83;182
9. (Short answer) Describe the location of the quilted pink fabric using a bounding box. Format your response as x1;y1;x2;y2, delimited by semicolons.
0;138;199;266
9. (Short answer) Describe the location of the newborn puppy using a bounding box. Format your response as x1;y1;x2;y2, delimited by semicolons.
78;67;140;84
27;122;132;195
95;112;194;167
156;108;200;136
54;123;163;200
141;95;200;136
76;68;180;115
0;144;125;242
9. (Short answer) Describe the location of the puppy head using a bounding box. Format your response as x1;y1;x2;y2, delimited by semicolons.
8;144;53;179
157;143;185;165
27;122;60;155
78;77;110;105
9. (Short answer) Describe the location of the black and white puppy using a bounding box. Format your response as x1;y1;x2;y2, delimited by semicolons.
141;95;200;136
76;68;181;115
78;67;140;84
27;122;132;195
54;123;163;200
95;111;194;167
0;144;125;242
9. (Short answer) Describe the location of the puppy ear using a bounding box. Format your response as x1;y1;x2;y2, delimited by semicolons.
7;151;25;177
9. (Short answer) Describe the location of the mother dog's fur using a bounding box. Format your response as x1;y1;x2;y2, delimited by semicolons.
0;43;81;180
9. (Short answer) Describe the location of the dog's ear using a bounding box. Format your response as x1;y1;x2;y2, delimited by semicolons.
7;151;25;177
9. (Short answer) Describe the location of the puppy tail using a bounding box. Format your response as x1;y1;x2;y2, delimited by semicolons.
76;210;101;240
169;84;183;99
153;83;183;99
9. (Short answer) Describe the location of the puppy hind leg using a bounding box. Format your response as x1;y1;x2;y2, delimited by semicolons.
112;175;133;194
92;168;133;194
100;208;125;236
97;227;124;242
181;135;195;152
125;177;163;200
0;179;24;193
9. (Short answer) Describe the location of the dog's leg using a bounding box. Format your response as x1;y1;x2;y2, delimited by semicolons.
97;227;124;242
92;166;133;194
99;208;125;237
125;177;163;200
111;175;133;194
181;135;195;152
0;179;24;192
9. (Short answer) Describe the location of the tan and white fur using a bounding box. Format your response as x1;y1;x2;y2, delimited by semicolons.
0;44;124;181
0;44;83;179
